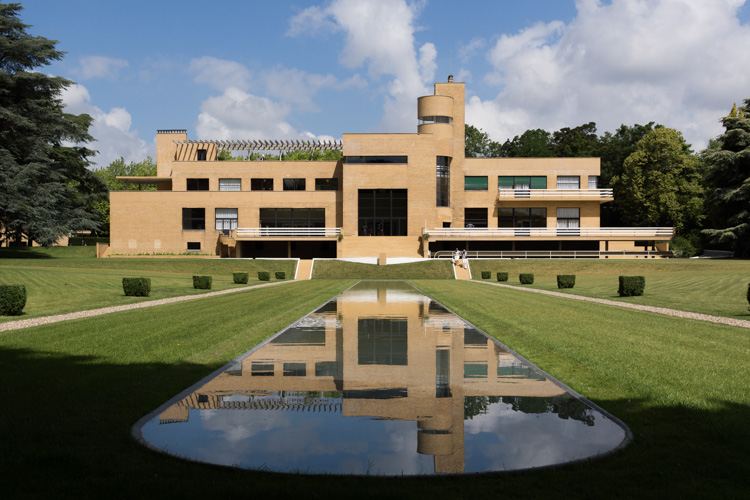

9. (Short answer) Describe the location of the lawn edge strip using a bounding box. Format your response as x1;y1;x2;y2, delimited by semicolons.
475;280;750;329
0;280;296;333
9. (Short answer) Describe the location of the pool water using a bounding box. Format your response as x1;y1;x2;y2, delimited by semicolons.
135;281;628;475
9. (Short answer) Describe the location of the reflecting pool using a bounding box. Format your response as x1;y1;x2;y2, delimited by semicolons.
135;281;628;475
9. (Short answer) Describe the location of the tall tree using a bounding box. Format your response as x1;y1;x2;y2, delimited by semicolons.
0;3;106;246
702;99;750;257
465;124;502;158
551;122;599;157
612;128;704;234
92;157;157;235
500;129;555;157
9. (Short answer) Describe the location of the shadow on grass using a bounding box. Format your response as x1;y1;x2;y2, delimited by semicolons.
1;346;748;498
0;248;55;259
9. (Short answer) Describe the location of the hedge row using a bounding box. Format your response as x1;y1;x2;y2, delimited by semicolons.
0;284;26;315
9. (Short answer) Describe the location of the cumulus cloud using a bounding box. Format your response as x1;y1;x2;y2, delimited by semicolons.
188;56;253;91
75;55;129;80
468;0;750;149
60;83;149;167
288;0;437;132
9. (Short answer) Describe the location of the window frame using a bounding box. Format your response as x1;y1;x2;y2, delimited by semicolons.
186;178;209;191
464;176;488;191
182;208;206;230
283;178;306;191
251;178;273;191
219;178;241;191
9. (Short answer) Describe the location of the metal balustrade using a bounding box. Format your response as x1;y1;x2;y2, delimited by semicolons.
433;250;672;259
496;188;613;199
424;227;674;238
234;227;341;238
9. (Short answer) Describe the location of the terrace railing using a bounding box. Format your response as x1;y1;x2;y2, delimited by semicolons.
497;188;613;199
424;227;674;238
433;250;672;259
235;227;341;238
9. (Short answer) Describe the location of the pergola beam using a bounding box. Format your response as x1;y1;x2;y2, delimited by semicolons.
174;138;343;152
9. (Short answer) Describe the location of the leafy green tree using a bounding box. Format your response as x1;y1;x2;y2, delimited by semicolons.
92;157;157;236
500;129;555;157
0;3;106;246
612;128;704;234
702;98;750;257
551;122;599;157
465;124;502;157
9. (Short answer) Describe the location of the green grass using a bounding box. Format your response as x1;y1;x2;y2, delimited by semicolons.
312;258;453;279
469;258;750;319
0;247;296;322
0;277;748;497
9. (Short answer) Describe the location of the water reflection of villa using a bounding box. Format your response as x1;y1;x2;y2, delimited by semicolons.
157;283;570;474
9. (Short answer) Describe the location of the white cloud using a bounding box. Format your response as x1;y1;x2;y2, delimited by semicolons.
75;55;129;80
188;56;252;91
60;83;149;167
468;0;750;149
288;0;436;132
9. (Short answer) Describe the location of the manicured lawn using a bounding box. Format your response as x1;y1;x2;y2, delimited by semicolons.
469;258;750;319
1;277;748;498
0;247;297;322
312;258;453;279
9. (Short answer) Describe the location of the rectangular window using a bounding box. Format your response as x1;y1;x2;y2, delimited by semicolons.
464;176;488;191
260;208;325;228
186;178;209;191
182;208;205;230
251;178;273;191
498;208;547;234
358;189;408;236
557;176;580;189
344;156;408;164
436;156;450;207
357;318;408;366
557;207;580;230
283;178;306;191
215;208;238;233
588;176;599;189
464;208;488;228
187;242;201;251
315;178;339;191
219;178;241;191
196;149;207;161
498;176;547;191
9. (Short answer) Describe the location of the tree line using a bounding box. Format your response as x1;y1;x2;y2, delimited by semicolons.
1;3;748;257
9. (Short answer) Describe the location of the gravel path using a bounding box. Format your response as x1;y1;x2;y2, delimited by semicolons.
0;281;291;333
477;281;750;329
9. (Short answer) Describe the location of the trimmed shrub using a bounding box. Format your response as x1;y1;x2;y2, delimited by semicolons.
0;284;27;315
557;275;576;289
258;271;270;281
619;276;645;296
122;277;150;297
496;272;509;282
747;282;749;310
519;273;534;285
481;271;491;280
233;272;249;284
193;275;212;290
275;271;286;280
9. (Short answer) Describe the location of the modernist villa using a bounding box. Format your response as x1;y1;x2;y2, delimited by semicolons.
110;78;673;259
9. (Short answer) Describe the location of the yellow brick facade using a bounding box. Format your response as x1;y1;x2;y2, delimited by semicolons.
110;79;672;258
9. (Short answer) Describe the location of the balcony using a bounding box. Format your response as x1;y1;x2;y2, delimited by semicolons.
497;188;613;202
424;227;674;240
234;227;341;239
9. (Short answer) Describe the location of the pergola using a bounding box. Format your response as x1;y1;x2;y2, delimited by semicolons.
174;138;343;159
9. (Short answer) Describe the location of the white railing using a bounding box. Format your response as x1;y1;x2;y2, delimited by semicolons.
433;250;672;259
235;227;341;238
497;188;613;199
425;227;674;238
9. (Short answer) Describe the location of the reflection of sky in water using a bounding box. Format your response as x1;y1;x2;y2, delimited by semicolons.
139;281;628;475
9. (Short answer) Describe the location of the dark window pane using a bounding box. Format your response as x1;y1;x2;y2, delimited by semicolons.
315;178;339;191
464;176;488;190
186;178;209;191
182;208;205;230
196;149;207;161
344;156;407;164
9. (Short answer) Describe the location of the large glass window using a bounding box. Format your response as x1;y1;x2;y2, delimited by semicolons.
464;176;488;191
419;116;453;125
215;208;238;233
260;208;325;228
182;208;205;230
186;178;209;191
358;318;408;366
358;189;408;236
315;178;339;191
588;176;599;189
219;178;241;191
557;207;580;233
464;208;487;228
498;176;546;190
436;156;450;207
344;156;407;164
251;178;273;191
498;208;547;235
283;178;306;191
557;176;580;189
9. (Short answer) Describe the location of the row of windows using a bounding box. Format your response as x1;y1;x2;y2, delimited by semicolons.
463;207;581;228
465;176;598;191
182;208;325;231
185;178;339;191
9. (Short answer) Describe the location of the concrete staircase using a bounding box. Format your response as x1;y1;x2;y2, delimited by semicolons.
295;259;313;280
453;260;472;280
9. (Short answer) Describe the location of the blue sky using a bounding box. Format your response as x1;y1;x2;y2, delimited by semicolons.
18;0;750;167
